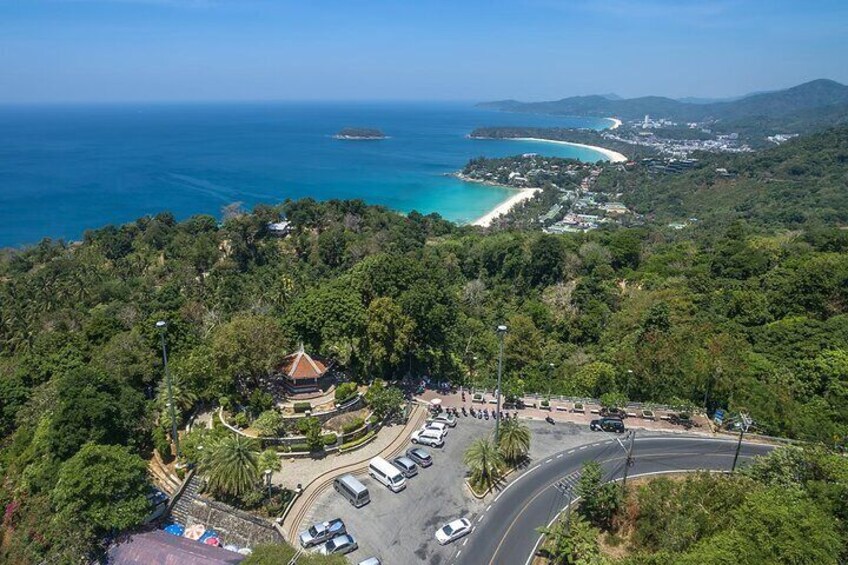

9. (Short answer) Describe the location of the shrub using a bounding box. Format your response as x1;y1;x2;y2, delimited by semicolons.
233;411;249;428
335;382;358;403
253;410;285;437
341;417;365;435
340;431;375;451
600;392;628;411
297;417;323;451
322;433;338;447
293;402;311;413
290;443;310;453
248;390;275;418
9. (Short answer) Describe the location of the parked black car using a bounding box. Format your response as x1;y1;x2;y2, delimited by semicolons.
590;417;625;433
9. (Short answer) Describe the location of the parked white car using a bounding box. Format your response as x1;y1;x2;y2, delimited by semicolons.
427;413;457;427
424;421;449;436
410;429;444;447
435;518;472;545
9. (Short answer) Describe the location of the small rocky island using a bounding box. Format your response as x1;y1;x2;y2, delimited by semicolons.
333;127;387;140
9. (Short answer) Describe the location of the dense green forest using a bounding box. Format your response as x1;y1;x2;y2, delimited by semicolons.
541;448;848;564
0;124;847;561
595;126;848;227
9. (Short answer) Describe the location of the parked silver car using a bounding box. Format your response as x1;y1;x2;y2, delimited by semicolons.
299;518;346;548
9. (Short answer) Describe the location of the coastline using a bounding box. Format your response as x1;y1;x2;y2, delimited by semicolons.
511;137;627;163
456;174;542;227
607;117;622;130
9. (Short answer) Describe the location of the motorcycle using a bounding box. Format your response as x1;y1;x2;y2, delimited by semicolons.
545;415;555;425
461;406;468;417
484;409;490;420
477;410;483;419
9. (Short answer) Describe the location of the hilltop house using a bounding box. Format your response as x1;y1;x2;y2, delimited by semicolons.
275;345;332;394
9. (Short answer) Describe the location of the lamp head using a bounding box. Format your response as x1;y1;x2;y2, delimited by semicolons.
496;325;507;334
155;320;167;329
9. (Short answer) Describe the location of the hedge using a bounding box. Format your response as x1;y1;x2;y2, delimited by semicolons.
293;402;311;413
340;430;375;451
335;382;358;403
341;417;365;435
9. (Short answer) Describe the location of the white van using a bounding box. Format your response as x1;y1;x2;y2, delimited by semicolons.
368;456;407;492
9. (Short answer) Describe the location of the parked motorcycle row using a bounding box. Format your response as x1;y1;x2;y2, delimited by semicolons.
433;405;519;422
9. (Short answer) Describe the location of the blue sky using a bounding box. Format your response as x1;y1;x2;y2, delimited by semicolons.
1;0;847;103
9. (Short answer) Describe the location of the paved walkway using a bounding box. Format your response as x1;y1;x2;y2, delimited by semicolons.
279;404;428;542
416;389;712;433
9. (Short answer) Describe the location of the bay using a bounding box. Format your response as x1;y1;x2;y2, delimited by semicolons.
0;101;612;247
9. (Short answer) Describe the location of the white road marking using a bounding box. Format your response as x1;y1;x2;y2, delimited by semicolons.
456;549;462;559
579;445;587;450
463;538;468;547
556;453;563;459
567;449;575;454
545;458;552;463
486;505;492;512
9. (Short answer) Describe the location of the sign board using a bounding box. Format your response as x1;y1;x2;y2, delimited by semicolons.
713;409;725;425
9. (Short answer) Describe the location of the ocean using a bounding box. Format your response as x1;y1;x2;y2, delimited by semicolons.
0;102;611;247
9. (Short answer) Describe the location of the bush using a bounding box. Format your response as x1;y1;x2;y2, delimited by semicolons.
341;417;365;435
290;443;310;453
340;430;375;451
335;382;358;403
293;402;311;413
322;433;338;447
600;392;628;411
253;410;285;437
297;417;324;451
233;411;249;428
248;389;275;418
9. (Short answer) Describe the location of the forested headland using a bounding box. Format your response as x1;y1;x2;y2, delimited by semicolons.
0;124;847;561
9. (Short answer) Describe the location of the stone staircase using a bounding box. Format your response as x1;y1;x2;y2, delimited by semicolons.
148;451;181;495
169;473;202;525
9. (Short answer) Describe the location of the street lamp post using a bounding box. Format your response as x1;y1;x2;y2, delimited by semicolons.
495;325;507;441
156;320;181;459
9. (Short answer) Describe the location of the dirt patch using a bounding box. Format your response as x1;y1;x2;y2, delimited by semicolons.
324;408;369;433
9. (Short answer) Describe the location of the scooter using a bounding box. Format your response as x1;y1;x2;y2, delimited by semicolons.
470;407;476;417
477;410;483;420
545;415;555;425
462;406;467;417
484;408;490;420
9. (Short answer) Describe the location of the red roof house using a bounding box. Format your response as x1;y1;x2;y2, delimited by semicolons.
276;345;330;394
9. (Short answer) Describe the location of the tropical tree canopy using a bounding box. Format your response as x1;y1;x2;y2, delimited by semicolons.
201;433;260;498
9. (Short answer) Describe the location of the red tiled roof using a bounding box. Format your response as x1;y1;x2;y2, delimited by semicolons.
278;348;328;381
107;530;244;565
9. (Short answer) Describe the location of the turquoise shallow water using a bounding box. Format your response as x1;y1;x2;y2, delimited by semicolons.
0;102;611;247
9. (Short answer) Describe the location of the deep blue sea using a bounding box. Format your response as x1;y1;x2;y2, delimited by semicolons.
0;102;611;247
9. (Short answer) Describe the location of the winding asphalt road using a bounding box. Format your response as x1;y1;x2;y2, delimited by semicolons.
454;434;774;565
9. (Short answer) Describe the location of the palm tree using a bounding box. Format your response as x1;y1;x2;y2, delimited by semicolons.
464;438;505;492
201;433;260;498
498;418;531;464
257;448;282;499
156;373;198;432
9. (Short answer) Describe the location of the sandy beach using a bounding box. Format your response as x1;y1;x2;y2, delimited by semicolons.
607;117;623;130
513;137;627;163
472;187;542;227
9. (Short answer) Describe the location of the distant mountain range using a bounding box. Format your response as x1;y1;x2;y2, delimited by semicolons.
479;79;848;134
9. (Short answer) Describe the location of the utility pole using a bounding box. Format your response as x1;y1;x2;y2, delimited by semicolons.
495;324;507;441
156;320;181;459
621;429;636;494
731;413;751;473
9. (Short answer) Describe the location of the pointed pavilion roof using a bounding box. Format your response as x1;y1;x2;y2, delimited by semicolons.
278;344;328;381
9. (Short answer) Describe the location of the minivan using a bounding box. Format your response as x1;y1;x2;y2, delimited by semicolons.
334;474;370;507
368;456;407;492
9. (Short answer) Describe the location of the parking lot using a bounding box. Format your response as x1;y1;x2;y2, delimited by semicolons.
300;415;599;564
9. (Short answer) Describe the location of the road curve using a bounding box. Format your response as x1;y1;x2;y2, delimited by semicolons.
456;435;774;565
